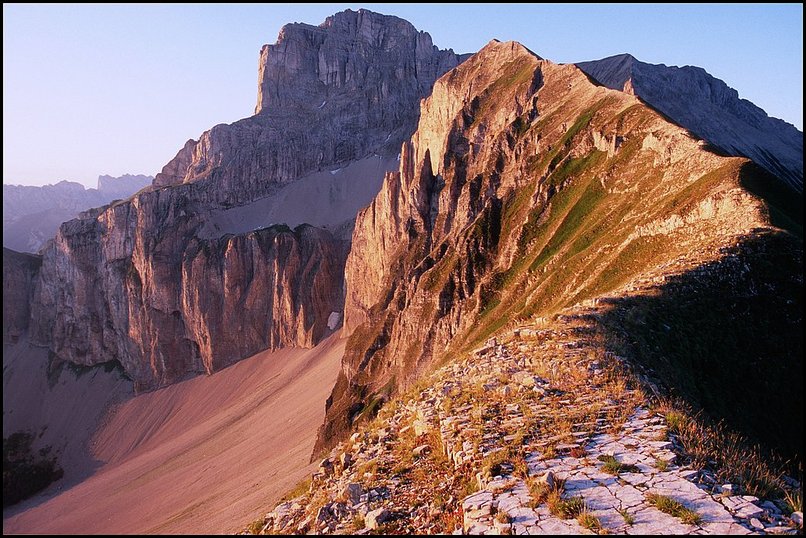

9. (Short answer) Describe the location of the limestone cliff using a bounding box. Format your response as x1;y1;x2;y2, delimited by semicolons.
577;54;803;192
154;9;466;206
316;40;793;454
26;9;464;390
30;188;346;389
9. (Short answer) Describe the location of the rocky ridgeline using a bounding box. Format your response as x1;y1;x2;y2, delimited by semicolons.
577;54;803;192
247;313;802;535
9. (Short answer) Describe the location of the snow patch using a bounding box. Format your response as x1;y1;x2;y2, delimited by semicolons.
327;312;342;330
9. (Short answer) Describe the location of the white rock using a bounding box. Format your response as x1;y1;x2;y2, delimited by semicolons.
413;419;430;436
749;518;765;530
327;311;341;330
365;508;390;530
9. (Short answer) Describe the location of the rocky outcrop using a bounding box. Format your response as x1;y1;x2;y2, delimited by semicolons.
3;175;153;253
577;54;804;192
316;39;784;454
154;9;466;207
3;248;41;343
27;9;464;390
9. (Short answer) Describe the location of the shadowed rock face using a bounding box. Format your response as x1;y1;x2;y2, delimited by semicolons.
28;9;465;390
3;248;41;343
315;39;795;455
577;54;803;192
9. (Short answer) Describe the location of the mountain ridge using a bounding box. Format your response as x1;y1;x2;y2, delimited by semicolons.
577;53;803;192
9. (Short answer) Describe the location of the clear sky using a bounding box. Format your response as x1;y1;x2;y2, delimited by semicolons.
3;3;803;187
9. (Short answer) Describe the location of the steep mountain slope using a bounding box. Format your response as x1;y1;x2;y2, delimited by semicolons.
577;54;803;192
25;9;466;390
2;174;152;253
315;39;800;459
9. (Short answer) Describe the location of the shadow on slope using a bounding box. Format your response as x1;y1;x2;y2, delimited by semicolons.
738;163;803;237
593;230;802;462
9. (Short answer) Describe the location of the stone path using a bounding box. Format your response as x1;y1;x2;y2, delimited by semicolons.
247;316;801;535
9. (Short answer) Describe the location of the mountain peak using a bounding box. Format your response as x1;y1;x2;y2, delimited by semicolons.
478;39;542;61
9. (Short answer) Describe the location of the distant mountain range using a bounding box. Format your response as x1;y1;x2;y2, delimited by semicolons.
3;174;152;253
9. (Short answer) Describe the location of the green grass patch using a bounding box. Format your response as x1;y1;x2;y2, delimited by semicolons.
646;493;702;525
529;177;606;272
577;510;603;532
549;495;587;519
598;454;640;475
617;507;635;525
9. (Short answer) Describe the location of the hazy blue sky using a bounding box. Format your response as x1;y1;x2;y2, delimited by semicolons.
3;4;803;187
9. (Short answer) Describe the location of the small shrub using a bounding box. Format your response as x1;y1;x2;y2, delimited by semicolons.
550;494;586;519
577;509;602;532
783;488;802;514
664;410;688;432
527;478;550;507
570;446;587;458
653;458;669;472
617;507;635;525
245;518;265;535
495;510;512;524
482;450;509;478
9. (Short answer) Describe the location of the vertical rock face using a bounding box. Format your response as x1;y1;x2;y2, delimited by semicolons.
31;186;348;389
577;54;804;192
26;9;465;390
316;40;784;454
155;8;466;206
3;248;41;343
